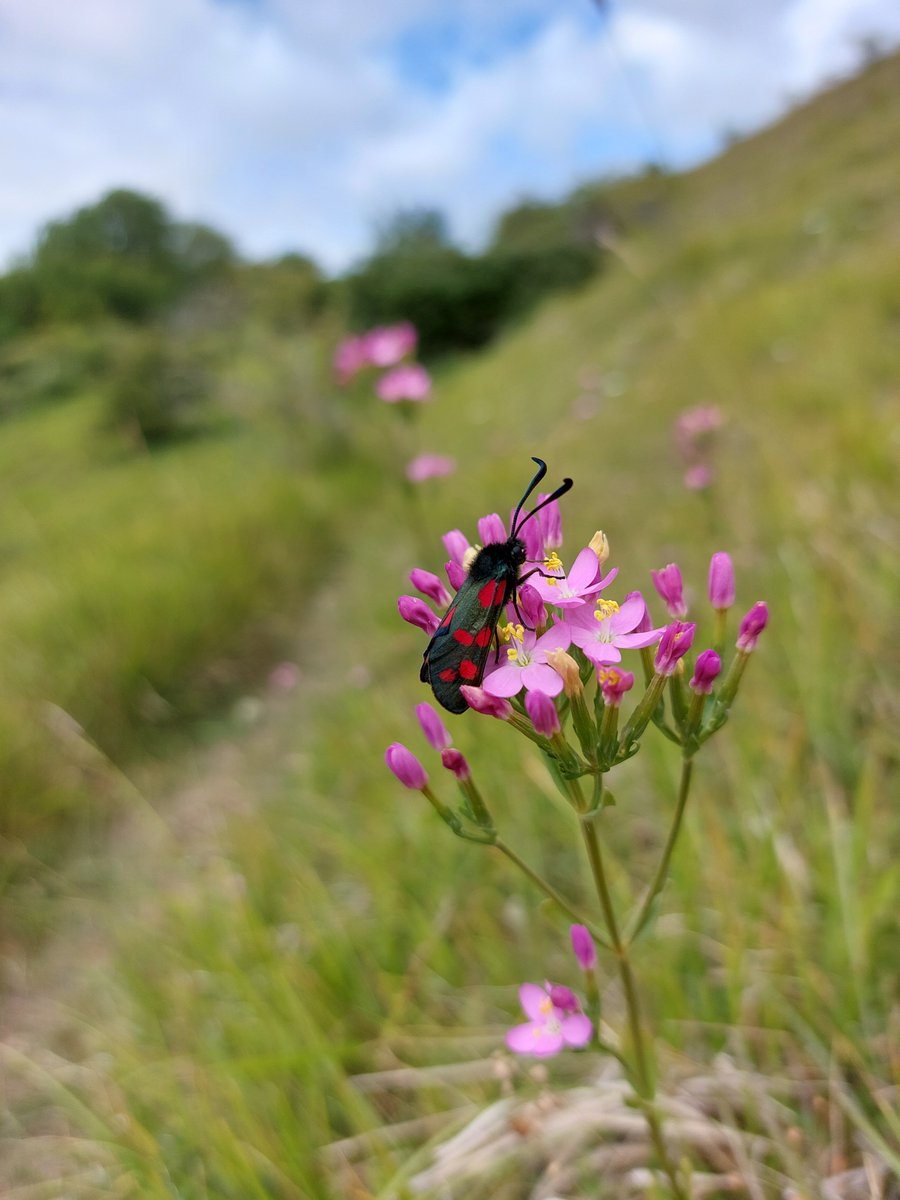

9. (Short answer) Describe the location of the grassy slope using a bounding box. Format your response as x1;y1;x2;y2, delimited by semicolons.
3;54;899;1198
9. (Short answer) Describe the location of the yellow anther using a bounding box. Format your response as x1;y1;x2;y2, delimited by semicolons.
594;598;620;621
544;551;563;573
506;647;519;662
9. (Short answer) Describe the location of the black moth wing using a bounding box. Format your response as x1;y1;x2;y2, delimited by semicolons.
421;545;521;714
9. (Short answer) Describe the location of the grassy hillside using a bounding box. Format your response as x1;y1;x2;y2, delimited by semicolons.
3;53;899;1199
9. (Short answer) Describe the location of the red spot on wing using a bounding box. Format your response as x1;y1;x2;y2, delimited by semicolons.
475;626;492;648
459;659;478;680
453;629;474;646
495;580;507;604
439;668;458;682
439;606;456;629
478;580;497;608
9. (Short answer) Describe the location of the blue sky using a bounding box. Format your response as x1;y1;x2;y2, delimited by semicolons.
1;0;898;273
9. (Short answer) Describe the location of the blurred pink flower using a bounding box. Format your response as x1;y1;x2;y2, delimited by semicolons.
406;454;456;483
366;321;417;367
376;363;432;403
506;982;592;1057
675;404;723;491
268;661;300;693
333;335;370;384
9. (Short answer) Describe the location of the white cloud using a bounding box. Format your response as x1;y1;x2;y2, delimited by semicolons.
0;0;897;273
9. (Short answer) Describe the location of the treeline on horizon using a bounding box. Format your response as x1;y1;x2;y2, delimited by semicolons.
0;174;672;442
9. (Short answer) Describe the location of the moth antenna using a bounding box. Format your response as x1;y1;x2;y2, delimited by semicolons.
513;476;573;537
509;457;548;536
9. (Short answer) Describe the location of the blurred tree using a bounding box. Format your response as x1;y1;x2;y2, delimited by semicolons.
4;189;236;329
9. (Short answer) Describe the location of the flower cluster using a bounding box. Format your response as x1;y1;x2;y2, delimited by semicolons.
335;321;457;484
398;502;765;735
674;404;723;490
388;495;768;1075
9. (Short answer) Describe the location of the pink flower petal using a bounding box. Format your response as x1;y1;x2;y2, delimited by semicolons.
519;983;551;1020
521;662;565;695
482;661;525;698
561;1013;593;1047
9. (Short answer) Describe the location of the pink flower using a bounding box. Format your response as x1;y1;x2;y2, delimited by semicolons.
376;363;431;403
537;493;563;549
416;702;451;751
440;747;470;780
598;666;634;707
267;661;300;693
531;547;617;610
565;595;664;667
506;982;592;1057
684;464;714;490
478;513;506;546
525;689;560;736
365;321;417;367
708;552;735;610
570;925;597;970
517;583;547;630
482;623;571;699
334;334;370;384
651;563;687;618
445;559;466;590
385;743;428;790
442;529;471;566
654;621;696;676
398;595;439;635
409;568;452;608
518;509;544;562
690;649;721;694
460;685;513;719
737;602;768;652
406;454;456;483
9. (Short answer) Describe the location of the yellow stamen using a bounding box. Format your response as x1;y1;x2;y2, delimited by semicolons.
594;598;620;621
544;551;563;573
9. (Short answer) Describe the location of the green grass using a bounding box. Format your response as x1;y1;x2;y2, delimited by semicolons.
3;53;899;1200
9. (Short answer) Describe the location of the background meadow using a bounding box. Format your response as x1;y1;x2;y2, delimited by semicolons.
1;50;898;1200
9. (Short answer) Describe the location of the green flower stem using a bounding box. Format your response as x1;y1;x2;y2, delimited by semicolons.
625;756;695;945
579;811;689;1200
620;672;668;750
493;838;610;950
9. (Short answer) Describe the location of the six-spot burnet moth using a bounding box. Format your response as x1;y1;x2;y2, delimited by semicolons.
420;457;573;714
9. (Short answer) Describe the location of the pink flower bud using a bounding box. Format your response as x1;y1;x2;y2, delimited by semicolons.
398;595;439;635
525;689;560;736
689;649;721;694
517;583;547;629
651;563;687;618
519;510;544;562
460;685;513;719
737;602;769;652
708;552;735;610
440;747;470;780
385;742;428;790
443;529;470;566
624;590;652;633
406;454;456;483
547;984;580;1013
654;621;696;676
684;464;713;490
570;924;597;970
416;702;451;751
537;493;563;548
477;513;506;545
445;560;466;591
409;568;452;608
598;666;634;707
